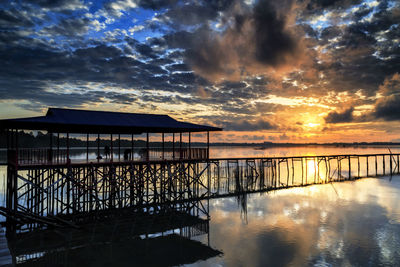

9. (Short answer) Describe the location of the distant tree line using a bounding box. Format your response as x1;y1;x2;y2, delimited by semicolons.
0;131;200;148
1;131;399;148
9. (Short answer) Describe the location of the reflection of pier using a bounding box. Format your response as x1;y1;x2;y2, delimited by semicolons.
6;199;218;266
207;154;400;197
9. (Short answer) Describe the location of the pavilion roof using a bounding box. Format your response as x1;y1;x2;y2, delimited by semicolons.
0;108;222;134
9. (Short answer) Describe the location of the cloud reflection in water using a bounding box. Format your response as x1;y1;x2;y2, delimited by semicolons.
196;177;400;266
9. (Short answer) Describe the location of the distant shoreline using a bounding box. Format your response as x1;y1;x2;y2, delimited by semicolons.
1;142;400;150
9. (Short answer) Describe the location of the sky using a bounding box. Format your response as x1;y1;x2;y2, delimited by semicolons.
0;0;399;143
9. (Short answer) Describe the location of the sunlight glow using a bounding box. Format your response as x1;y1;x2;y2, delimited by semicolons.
306;123;320;128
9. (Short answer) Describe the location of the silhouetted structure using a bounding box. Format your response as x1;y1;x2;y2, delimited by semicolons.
1;108;400;237
0;108;221;232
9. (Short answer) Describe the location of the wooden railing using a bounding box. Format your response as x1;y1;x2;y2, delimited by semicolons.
8;147;209;166
144;148;209;161
16;148;69;165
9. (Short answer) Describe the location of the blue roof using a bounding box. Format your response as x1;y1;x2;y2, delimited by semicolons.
0;108;222;134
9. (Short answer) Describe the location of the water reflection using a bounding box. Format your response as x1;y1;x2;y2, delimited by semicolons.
5;201;221;266
1;147;400;266
3;176;400;266
198;176;400;266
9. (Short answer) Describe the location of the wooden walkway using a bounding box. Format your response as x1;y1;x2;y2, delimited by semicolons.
2;153;399;231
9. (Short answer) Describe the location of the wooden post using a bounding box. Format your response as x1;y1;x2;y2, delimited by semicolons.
146;132;149;161
383;155;385;175
57;133;60;163
397;154;399;174
49;132;53;163
305;158;308;183
15;129;18;167
286;159;290;186
366;156;369;177
97;134;100;162
162;132;165;160
118;134;121;161
314;157;317;183
348;156;351;179
189;132;191;159
6;129;9;151
172;133;175;160
14;129;18;212
110;134;113;162
179;132;182;159
207;131;210;159
131;134;134;160
86;133;89;162
66;132;70;164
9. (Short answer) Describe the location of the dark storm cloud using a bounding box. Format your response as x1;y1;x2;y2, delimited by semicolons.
134;43;159;59
133;0;179;10
163;0;301;80
220;119;276;131
0;41;187;104
372;73;400;121
29;0;85;10
325;107;354;123
0;8;35;29
374;95;400;121
163;4;219;26
42;17;90;36
252;0;297;66
0;79;102;109
165;63;191;72
154;0;234;29
306;0;362;11
312;2;400;97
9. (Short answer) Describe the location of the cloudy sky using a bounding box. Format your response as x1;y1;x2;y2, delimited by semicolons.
0;0;399;142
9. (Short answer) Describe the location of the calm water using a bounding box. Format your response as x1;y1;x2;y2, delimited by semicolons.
1;146;400;266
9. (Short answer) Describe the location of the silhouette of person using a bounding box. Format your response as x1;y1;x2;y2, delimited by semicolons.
104;146;110;159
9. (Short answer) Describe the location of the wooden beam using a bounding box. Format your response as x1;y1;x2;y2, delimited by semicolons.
162;133;165;160
207;131;209;159
86;133;89;162
189;132;191;159
146;133;149;161
110;134;113;162
179;132;182;159
97;134;100;162
66;132;69;164
131;134;134;161
172;133;175;160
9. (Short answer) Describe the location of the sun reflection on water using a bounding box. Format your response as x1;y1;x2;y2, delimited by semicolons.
201;176;400;266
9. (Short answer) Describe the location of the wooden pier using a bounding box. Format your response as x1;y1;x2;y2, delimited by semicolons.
1;108;400;232
2;152;400;230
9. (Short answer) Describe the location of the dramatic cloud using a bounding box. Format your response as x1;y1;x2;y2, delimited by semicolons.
0;0;399;142
325;107;354;123
373;73;400;121
165;0;303;81
219;119;276;131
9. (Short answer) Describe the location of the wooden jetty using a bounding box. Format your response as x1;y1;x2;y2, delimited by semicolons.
0;108;220;231
0;108;400;232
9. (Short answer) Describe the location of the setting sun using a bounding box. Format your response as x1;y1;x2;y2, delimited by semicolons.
306;123;320;128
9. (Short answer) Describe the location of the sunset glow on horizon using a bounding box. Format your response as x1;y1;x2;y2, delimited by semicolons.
0;0;399;143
